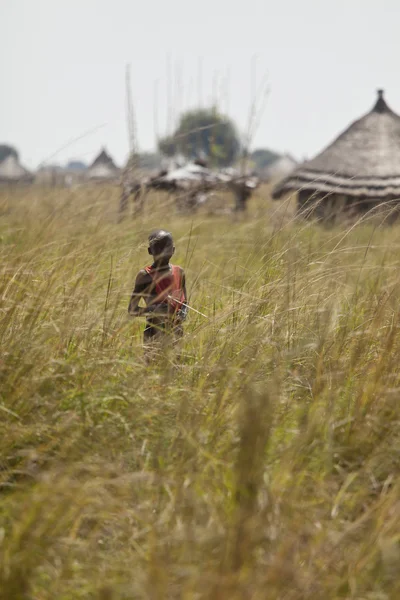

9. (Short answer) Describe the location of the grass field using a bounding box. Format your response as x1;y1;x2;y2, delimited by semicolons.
1;184;400;599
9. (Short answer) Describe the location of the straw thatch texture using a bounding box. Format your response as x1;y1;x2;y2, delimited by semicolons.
0;155;33;183
87;149;120;182
273;91;400;199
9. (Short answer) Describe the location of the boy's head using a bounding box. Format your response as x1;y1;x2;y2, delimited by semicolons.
148;229;175;261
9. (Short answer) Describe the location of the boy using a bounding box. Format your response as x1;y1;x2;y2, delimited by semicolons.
128;230;188;346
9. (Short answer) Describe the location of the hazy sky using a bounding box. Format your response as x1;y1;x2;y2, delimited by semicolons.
1;0;400;169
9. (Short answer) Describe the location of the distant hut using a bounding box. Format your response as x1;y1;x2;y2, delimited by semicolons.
35;164;66;187
263;153;298;181
0;155;33;185
273;90;400;218
87;148;120;183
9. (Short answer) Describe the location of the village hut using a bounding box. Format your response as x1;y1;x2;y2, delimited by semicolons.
35;165;66;187
0;154;34;184
263;153;298;181
86;148;120;182
273;90;400;218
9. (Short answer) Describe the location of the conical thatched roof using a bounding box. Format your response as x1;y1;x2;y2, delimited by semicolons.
273;90;400;199
0;155;33;183
87;148;120;181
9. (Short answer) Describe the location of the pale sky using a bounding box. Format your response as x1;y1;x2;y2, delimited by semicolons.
1;0;399;169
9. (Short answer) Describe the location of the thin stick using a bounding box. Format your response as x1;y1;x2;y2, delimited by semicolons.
197;57;203;108
38;123;107;168
133;301;208;319
126;64;137;155
153;79;160;147
177;300;208;319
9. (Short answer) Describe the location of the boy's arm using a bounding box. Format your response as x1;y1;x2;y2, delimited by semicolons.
182;269;188;304
178;268;188;321
128;270;151;316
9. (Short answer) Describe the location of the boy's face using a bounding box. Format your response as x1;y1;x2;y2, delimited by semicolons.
149;237;175;261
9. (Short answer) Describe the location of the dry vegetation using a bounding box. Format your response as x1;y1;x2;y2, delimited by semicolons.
1;184;400;599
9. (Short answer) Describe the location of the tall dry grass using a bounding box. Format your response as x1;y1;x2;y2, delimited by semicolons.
1;184;400;599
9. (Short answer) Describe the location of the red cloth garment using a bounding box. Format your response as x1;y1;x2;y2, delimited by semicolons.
144;264;185;314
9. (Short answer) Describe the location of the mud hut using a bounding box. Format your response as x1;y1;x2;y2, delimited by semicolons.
0;154;34;184
87;148;120;182
273;90;400;218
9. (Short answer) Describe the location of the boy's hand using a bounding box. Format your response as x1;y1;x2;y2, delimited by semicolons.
128;305;166;317
146;304;169;315
176;307;188;323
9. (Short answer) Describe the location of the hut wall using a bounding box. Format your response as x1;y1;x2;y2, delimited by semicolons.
297;189;325;218
296;190;365;221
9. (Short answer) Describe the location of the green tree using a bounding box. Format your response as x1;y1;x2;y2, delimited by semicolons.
159;108;240;167
0;144;18;163
138;152;162;171
251;148;280;171
158;136;176;158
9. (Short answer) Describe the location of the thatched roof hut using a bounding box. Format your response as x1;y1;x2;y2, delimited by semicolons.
273;90;400;215
0;155;34;184
87;148;120;182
